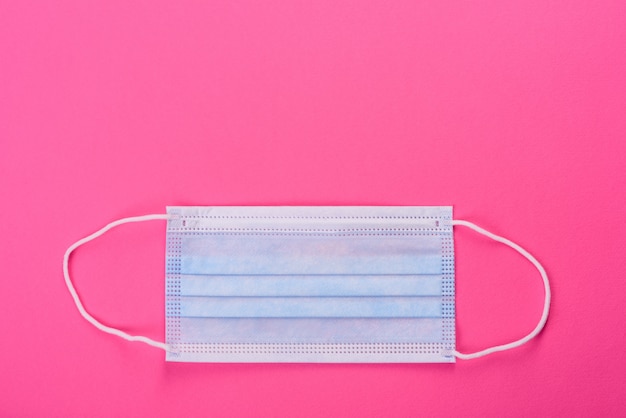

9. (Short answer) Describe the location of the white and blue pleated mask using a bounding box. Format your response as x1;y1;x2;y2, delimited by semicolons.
64;206;550;363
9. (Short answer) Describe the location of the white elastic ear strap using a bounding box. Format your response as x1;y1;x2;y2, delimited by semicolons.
63;214;172;352
63;215;550;359
451;220;551;359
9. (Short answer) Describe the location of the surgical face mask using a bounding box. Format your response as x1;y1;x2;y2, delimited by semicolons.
63;206;550;363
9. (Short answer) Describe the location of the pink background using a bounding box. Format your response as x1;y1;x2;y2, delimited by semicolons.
1;1;625;416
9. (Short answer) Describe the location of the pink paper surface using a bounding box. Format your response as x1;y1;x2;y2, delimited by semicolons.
1;1;625;416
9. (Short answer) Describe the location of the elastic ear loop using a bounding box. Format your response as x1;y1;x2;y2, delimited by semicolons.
63;214;172;352
451;220;551;360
